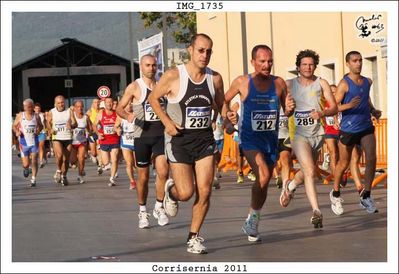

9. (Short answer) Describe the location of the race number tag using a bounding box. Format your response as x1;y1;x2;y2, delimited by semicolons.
144;103;162;122
325;116;335;126
74;128;86;136
24;125;36;134
123;132;134;146
55;123;67;132
251;110;277;131
294;111;316;127
185;106;211;129
279;114;288;129
103;125;115;135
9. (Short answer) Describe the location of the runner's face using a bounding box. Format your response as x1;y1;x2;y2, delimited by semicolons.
24;103;34;113
92;99;100;109
74;102;84;114
34;106;41;113
252;49;273;77
347;54;363;74
140;56;157;79
189;37;213;69
55;98;65;111
105;98;113;111
298;57;316;78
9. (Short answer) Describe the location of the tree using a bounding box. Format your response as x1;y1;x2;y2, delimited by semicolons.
139;12;196;45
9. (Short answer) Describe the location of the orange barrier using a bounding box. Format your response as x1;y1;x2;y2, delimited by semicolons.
218;132;251;175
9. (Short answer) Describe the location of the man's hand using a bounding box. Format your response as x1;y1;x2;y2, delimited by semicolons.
285;93;296;115
310;109;324;120
164;120;183;136
227;111;238;125
349;96;361;109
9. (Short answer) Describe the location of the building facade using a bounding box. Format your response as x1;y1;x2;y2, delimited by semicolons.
197;12;388;116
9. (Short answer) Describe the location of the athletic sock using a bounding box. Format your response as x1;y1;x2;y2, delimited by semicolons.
155;200;163;210
187;232;198;242
288;179;297;192
139;205;147;212
333;190;341;198
249;209;260;219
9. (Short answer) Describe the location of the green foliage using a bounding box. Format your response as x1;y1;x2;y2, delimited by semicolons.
139;12;196;45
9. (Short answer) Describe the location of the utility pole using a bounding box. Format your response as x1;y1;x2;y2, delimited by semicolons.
128;13;135;82
162;13;168;70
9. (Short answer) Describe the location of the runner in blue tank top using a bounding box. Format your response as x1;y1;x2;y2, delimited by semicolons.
330;51;382;215
225;45;295;242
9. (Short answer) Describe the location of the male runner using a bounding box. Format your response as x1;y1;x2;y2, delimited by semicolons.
34;103;47;168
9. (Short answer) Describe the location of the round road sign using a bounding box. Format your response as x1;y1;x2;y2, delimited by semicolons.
97;86;111;99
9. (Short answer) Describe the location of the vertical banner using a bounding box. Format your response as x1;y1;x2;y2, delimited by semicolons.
137;32;164;81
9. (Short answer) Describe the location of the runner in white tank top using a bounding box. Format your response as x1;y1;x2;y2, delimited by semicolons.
70;100;92;184
12;98;44;187
34;103;48;168
46;95;77;186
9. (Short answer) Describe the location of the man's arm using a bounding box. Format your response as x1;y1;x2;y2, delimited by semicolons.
46;111;53;134
223;75;246;124
36;114;44;134
12;113;21;136
93;110;104;139
212;71;225;117
335;79;360;112
148;69;182;136
116;82;138;122
318;79;338;117
276;77;295;117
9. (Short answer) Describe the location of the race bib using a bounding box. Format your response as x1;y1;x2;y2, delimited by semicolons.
144;103;162;122
103;125;115;135
294;111;317;127
24;125;35;134
279;114;288;129
123;132;134;146
54;123;67;132
251;110;277;131
185;106;211;129
74;128;86;136
325;116;335;126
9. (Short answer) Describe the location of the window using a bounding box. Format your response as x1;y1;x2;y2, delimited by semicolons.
363;56;379;108
321;63;335;85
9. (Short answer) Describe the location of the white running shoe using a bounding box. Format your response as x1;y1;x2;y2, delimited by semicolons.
138;211;150;229
153;207;169;226
108;177;116;187
77;176;85;184
163;179;178;217
329;190;344;216
242;213;261;242
360;197;379;213
103;163;111;171
29;178;36;187
187;235;207;254
54;171;61;184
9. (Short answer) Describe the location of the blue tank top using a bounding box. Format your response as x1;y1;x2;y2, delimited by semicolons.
239;75;279;153
340;75;373;133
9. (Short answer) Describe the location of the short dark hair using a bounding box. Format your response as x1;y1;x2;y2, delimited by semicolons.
345;51;362;62
251;45;272;60
295;49;320;68
189;33;213;47
140;54;156;63
34;102;41;108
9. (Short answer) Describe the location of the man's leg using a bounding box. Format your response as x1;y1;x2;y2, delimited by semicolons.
153;154;170;226
110;148;119;179
360;133;377;192
350;146;364;192
325;138;339;176
279;150;292;187
77;145;86;182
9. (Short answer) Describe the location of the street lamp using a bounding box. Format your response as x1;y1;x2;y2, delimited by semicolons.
60;38;74;106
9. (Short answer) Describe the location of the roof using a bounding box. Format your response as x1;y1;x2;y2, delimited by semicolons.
12;38;137;72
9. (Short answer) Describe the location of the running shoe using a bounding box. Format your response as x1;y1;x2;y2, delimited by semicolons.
247;171;256;182
77;176;85;184
138;211;150;229
213;177;221;189
187;235;207;254
163;178;178;217
29;178;36;187
360;197;379;213
275;176;283;188
237;174;244;184
153;207;169;226
39;161;45;168
329;190;344;216
279;181;295;208
108;177;116;187
97;166;103;175
54;171;61;184
310;209;323;229
242;213;261;242
61;176;69;186
23;167;30;178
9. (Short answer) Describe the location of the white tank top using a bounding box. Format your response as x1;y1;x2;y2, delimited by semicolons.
72;114;88;144
290;77;324;137
51;108;72;140
121;118;135;146
38;113;46;133
20;112;38;146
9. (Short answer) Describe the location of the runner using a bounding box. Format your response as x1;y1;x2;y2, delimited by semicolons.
94;97;120;186
115;104;137;190
116;54;169;229
70;100;92;184
148;34;225;253
225;44;295;241
47;95;77;186
329;50;381;215
212;111;224;189
33;103;47;168
86;98;102;174
13;98;44;187
280;49;337;228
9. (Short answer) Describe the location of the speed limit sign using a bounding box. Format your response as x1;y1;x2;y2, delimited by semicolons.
97;86;111;99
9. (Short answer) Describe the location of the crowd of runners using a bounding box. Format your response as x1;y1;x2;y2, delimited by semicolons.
12;33;382;254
